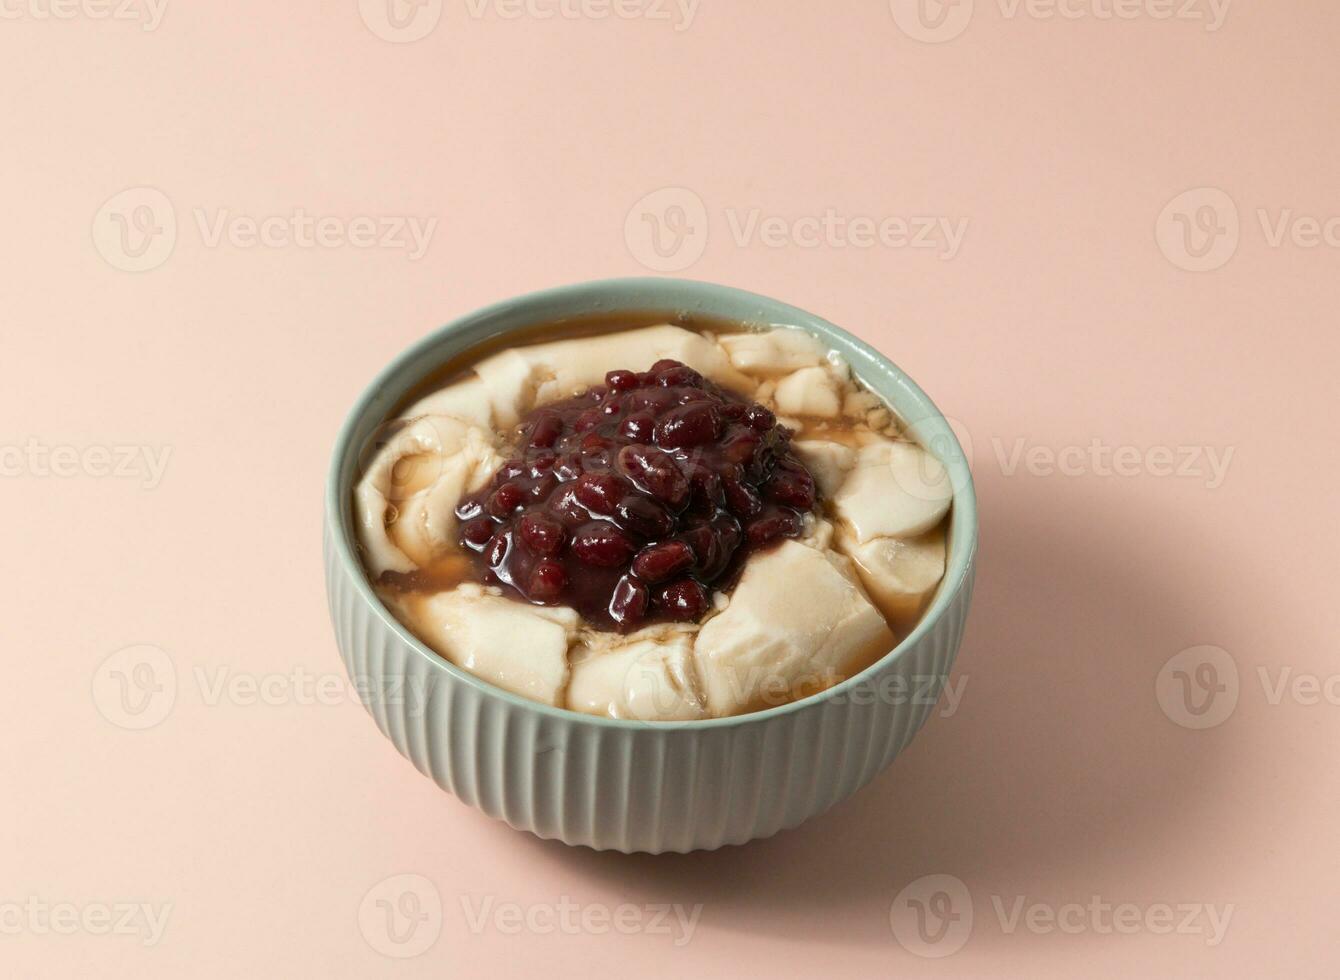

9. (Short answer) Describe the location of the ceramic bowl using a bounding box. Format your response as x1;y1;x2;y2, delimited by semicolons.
323;277;977;853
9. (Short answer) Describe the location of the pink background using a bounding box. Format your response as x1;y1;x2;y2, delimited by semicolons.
3;1;1337;976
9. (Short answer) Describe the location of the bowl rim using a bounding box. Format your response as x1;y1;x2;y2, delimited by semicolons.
325;276;978;730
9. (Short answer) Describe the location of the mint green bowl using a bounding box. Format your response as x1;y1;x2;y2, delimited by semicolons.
323;278;978;853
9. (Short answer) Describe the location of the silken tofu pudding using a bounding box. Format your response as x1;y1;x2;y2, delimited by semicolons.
353;315;953;721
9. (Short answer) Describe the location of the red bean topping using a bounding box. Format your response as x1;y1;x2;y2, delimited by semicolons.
455;358;818;630
653;402;721;450
605;369;639;391
570;523;636;568
460;517;495;548
487;482;524;517
631;541;695;584
659;578;709;621
573;472;624;514
528;559;568;601
517;511;565;555
528;412;564;448
608;574;649;628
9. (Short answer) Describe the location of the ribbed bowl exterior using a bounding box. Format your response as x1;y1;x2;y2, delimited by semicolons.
323;278;978;853
324;520;974;853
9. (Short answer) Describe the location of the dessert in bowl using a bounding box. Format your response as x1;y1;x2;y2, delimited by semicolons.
324;279;976;852
356;321;953;720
